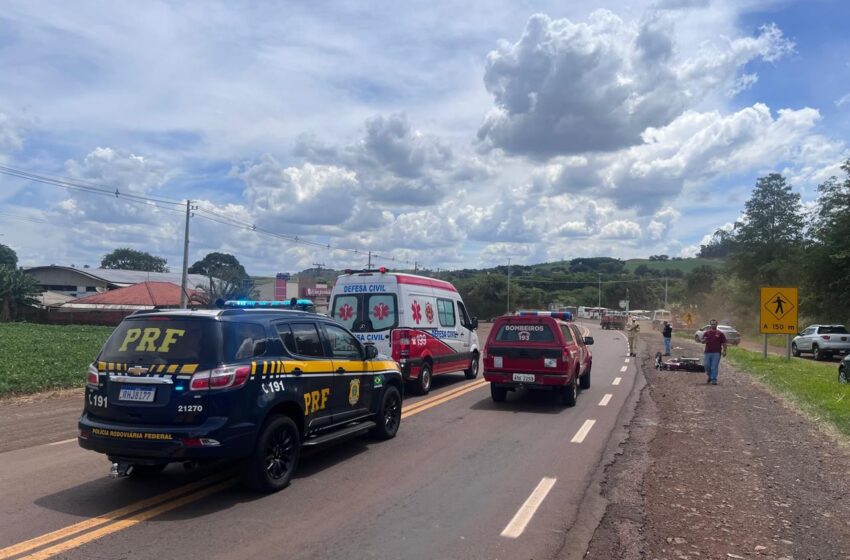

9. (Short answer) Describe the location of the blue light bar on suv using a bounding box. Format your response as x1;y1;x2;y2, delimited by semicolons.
516;310;573;321
224;299;314;309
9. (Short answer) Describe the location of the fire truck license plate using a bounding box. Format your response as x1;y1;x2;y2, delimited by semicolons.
512;373;535;382
119;386;156;402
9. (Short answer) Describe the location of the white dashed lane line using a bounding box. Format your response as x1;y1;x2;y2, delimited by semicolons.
46;438;77;446
570;419;596;443
612;377;622;386
501;477;557;539
624;358;630;363
598;394;613;406
619;365;628;372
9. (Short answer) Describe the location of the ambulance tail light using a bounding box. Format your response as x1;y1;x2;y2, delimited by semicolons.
392;329;411;360
190;366;251;391
87;364;100;388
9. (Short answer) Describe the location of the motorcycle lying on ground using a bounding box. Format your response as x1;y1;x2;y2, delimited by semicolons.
654;350;706;372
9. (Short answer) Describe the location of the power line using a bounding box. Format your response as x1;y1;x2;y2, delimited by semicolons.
1;163;420;267
511;276;683;286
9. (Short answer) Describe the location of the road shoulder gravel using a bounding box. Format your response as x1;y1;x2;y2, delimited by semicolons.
584;334;850;560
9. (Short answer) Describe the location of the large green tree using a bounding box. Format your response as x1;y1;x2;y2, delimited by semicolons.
729;173;806;286
805;159;850;321
0;244;17;268
0;266;40;322
101;248;168;272
189;252;254;304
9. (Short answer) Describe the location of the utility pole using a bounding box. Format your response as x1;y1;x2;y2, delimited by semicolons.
367;251;372;269
506;258;512;314
598;273;601;308
180;199;192;309
414;260;418;272
664;277;668;309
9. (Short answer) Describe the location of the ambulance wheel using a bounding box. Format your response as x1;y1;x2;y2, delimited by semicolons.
556;376;578;407
579;365;591;390
243;415;300;493
370;386;402;440
464;352;480;379
413;363;432;395
490;383;507;402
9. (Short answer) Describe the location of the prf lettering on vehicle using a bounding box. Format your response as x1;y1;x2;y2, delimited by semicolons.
118;328;185;352
303;388;330;415
342;284;388;293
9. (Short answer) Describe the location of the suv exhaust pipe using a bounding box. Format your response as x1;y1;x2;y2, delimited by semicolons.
110;462;135;478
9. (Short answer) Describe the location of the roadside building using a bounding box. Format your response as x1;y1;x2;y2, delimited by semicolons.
24;265;211;299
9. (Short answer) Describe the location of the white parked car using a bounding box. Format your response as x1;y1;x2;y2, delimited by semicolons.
791;325;850;361
694;324;741;345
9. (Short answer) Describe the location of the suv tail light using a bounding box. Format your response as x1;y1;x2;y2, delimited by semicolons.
821;335;831;341
86;364;100;387
190;366;250;391
562;349;572;363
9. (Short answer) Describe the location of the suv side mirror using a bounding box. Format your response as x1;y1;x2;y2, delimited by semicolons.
471;317;479;330
584;336;594;346
364;343;378;360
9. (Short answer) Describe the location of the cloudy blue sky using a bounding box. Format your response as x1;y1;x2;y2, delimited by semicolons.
1;0;848;275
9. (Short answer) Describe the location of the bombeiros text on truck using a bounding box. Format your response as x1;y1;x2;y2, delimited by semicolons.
329;268;480;395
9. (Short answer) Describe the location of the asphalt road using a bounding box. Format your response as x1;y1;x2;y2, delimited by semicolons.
0;320;640;560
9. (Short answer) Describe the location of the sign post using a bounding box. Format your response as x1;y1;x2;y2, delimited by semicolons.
759;287;799;360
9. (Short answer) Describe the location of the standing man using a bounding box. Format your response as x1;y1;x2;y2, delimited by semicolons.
702;319;728;385
662;321;673;356
626;316;640;357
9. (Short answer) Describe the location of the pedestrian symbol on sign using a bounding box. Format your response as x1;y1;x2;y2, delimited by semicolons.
771;294;787;315
763;290;795;321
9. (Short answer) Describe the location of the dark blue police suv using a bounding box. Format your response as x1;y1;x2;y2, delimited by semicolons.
79;304;403;492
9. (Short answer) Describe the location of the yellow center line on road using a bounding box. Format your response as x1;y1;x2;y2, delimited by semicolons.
403;379;487;415
0;470;234;560
402;380;488;419
19;479;238;560
2;380;489;559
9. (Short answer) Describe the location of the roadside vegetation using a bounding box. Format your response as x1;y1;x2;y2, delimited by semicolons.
0;323;113;397
727;347;850;437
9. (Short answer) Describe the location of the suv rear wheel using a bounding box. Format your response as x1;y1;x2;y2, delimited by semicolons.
812;345;823;361
243;415;300;493
369;386;402;440
579;364;591;390
556;375;578;407
490;383;507;402
791;342;800;357
464;352;479;379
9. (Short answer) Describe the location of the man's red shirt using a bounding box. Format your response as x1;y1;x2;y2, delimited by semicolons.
703;328;727;353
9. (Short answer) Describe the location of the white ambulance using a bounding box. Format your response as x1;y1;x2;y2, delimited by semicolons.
329;268;480;395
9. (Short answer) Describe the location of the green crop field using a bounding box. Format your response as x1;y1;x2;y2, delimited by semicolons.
727;347;850;437
623;258;725;274
0;323;114;397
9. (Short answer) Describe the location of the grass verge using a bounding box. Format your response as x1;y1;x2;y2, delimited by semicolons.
0;323;113;397
726;346;850;437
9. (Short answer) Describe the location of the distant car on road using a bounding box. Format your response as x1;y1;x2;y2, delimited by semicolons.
791;325;850;361
694;324;741;346
839;354;849;383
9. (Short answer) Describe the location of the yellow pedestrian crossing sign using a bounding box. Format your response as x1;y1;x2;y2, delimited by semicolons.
760;287;798;334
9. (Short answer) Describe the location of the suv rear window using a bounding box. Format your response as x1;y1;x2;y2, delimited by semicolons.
494;323;555;342
99;318;219;365
818;326;849;334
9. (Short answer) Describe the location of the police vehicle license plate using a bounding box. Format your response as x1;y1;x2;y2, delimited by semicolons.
119;386;156;402
512;373;535;382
